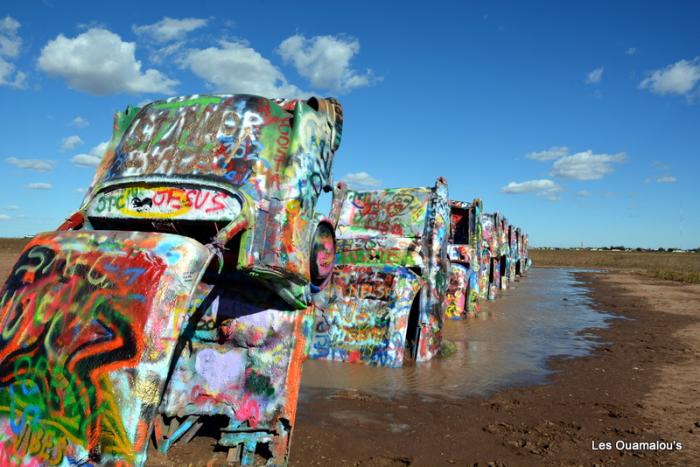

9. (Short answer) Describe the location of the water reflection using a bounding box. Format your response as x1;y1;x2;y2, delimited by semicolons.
301;268;616;399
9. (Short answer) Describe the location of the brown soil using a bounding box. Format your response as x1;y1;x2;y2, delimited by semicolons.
289;272;700;466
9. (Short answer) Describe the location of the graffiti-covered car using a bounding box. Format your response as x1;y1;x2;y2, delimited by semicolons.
521;231;532;272
515;228;531;275
481;212;502;300
444;198;485;318
0;94;343;466
309;178;450;367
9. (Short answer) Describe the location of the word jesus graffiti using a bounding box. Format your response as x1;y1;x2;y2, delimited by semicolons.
0;231;210;466
88;186;243;221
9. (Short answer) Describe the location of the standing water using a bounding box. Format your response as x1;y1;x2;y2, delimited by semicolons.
301;268;616;399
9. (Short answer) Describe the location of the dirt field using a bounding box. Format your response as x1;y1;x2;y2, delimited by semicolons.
530;248;700;283
1;240;699;465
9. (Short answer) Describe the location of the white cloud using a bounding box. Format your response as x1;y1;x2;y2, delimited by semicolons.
657;175;677;183
181;40;302;97
3;204;19;210
0;16;21;58
0;58;25;87
278;34;377;92
71;141;109;167
27;183;53;190
501;179;563;201
341;171;382;188
550;150;626;180
75;187;86;193
639;57;700;97
61;135;83;151
133;17;207;43
526;146;569;161
626;47;637;55
70;116;89;128
6;157;54;172
586;67;604;84
577;190;590;197
0;214;11;221
0;16;26;88
38;28;177;95
149;41;185;64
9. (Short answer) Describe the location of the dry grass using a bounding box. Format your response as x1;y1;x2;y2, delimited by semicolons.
530;248;700;284
0;238;29;253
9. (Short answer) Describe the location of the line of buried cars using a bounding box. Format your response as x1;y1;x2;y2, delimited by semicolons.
0;94;529;466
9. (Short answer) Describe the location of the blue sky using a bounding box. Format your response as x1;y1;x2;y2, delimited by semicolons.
0;0;698;248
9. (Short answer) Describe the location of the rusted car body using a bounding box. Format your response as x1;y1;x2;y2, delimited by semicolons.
444;199;485;318
0;94;343;466
309;178;450;367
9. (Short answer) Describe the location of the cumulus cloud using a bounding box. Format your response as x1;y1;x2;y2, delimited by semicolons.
38;28;177;95
341;171;382;189
586;67;604;84
0;16;21;58
0;16;26;88
550;150;626;180
639;57;700;97
626;47;637;55
278;34;377;92
71;141;109;167
656;175;677;183
3;204;19;210
180;40;302;97
61;135;83;151
6;157;54;172
0;59;25;87
133;17;207;43
526;146;569;161
0;214;11;221
27;183;53;190
501;179;563;201
70;116;89;128
577;190;590;197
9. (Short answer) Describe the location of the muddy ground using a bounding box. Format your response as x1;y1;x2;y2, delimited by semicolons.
1;242;699;466
290;273;700;466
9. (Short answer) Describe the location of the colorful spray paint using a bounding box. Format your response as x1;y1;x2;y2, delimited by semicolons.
445;199;483;318
0;94;343;465
481;212;501;300
310;178;450;367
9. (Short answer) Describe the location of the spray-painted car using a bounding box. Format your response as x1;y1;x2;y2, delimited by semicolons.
514;227;532;276
309;178;450;367
497;216;513;289
0;94;343;466
481;212;502;300
521;231;532;272
444;199;485;319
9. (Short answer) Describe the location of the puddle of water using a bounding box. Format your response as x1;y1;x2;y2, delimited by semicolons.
301;268;617;400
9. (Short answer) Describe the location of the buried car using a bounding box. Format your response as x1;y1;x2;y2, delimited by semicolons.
444;198;484;319
481;212;502;300
0;94;343;466
309;178;450;367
